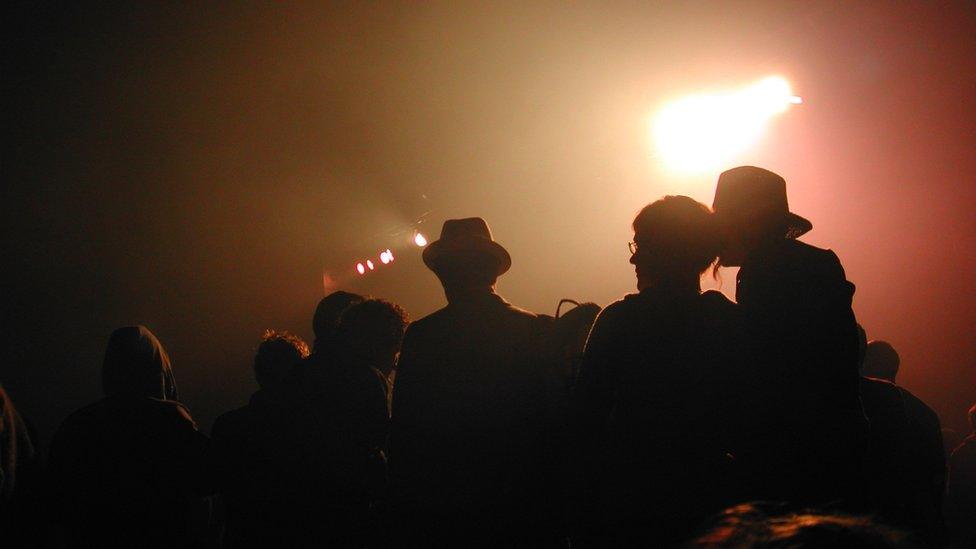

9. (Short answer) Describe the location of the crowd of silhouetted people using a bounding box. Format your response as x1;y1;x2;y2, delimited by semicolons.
1;166;974;548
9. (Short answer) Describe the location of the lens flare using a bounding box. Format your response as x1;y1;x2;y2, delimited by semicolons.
652;76;801;173
414;233;428;247
380;249;394;264
356;263;366;275
366;260;375;270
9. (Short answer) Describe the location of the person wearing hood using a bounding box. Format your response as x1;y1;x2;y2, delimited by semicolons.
48;326;210;548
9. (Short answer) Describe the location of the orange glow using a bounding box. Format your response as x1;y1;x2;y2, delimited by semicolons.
652;76;801;174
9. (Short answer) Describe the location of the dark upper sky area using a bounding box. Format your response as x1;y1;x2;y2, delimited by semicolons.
3;2;975;443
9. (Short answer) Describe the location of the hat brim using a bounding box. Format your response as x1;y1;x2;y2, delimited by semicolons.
422;236;512;276
786;212;813;239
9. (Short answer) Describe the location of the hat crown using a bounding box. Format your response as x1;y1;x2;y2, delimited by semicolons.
712;165;789;214
422;217;512;276
438;217;495;242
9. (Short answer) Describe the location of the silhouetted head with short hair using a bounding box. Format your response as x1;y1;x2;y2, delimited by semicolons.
102;326;178;401
254;330;309;391
312;291;364;351
337;299;409;375
689;503;918;548
862;340;900;382
630;195;719;292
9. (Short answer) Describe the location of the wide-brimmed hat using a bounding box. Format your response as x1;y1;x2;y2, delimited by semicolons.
712;166;813;239
422;217;512;276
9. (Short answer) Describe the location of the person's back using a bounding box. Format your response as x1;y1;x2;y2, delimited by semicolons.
946;404;976;547
389;218;555;544
712;166;864;507
860;377;946;543
574;197;742;544
48;326;209;548
210;330;318;548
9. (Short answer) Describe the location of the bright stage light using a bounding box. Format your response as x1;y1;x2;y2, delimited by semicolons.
652;76;802;173
380;249;394;264
366;260;375;270
356;263;366;275
414;233;428;247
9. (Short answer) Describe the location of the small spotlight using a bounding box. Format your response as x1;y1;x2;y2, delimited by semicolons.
385;249;394;262
414;233;428;247
380;249;395;264
366;260;375;270
356;263;366;275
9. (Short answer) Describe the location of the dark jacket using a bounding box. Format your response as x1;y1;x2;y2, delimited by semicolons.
947;434;976;547
210;388;325;549
48;327;210;548
735;239;866;507
860;377;945;543
573;289;742;542
736;239;861;417
389;291;555;544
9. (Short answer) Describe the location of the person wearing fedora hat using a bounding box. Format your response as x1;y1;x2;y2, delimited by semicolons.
711;166;866;509
389;217;559;544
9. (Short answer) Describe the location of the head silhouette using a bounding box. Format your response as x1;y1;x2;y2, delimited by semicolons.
862;340;900;382
312;291;364;350
422;217;510;299
337;298;409;375
102;326;178;400
630;195;718;292
254;330;309;391
711;166;812;267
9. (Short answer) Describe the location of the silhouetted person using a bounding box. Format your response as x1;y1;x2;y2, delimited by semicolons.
309;290;364;364
209;330;314;549
946;403;976;547
300;299;407;546
389;218;556;545
862;340;900;383
689;503;920;548
48;326;210;548
712;166;866;507
573;196;742;544
857;328;946;543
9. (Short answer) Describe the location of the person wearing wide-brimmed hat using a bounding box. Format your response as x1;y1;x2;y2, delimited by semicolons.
711;166;866;510
389;218;558;545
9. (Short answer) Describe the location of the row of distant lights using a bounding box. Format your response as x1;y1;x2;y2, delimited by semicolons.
355;232;428;275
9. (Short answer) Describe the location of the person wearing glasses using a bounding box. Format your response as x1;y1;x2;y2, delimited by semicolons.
572;195;743;545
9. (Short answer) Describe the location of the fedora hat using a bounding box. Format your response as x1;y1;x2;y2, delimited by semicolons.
712;166;813;239
422;217;512;276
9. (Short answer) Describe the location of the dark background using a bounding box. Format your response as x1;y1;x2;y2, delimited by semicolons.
4;2;975;449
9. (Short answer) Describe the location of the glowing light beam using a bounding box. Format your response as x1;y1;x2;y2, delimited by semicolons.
652;76;802;174
414;233;428;247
